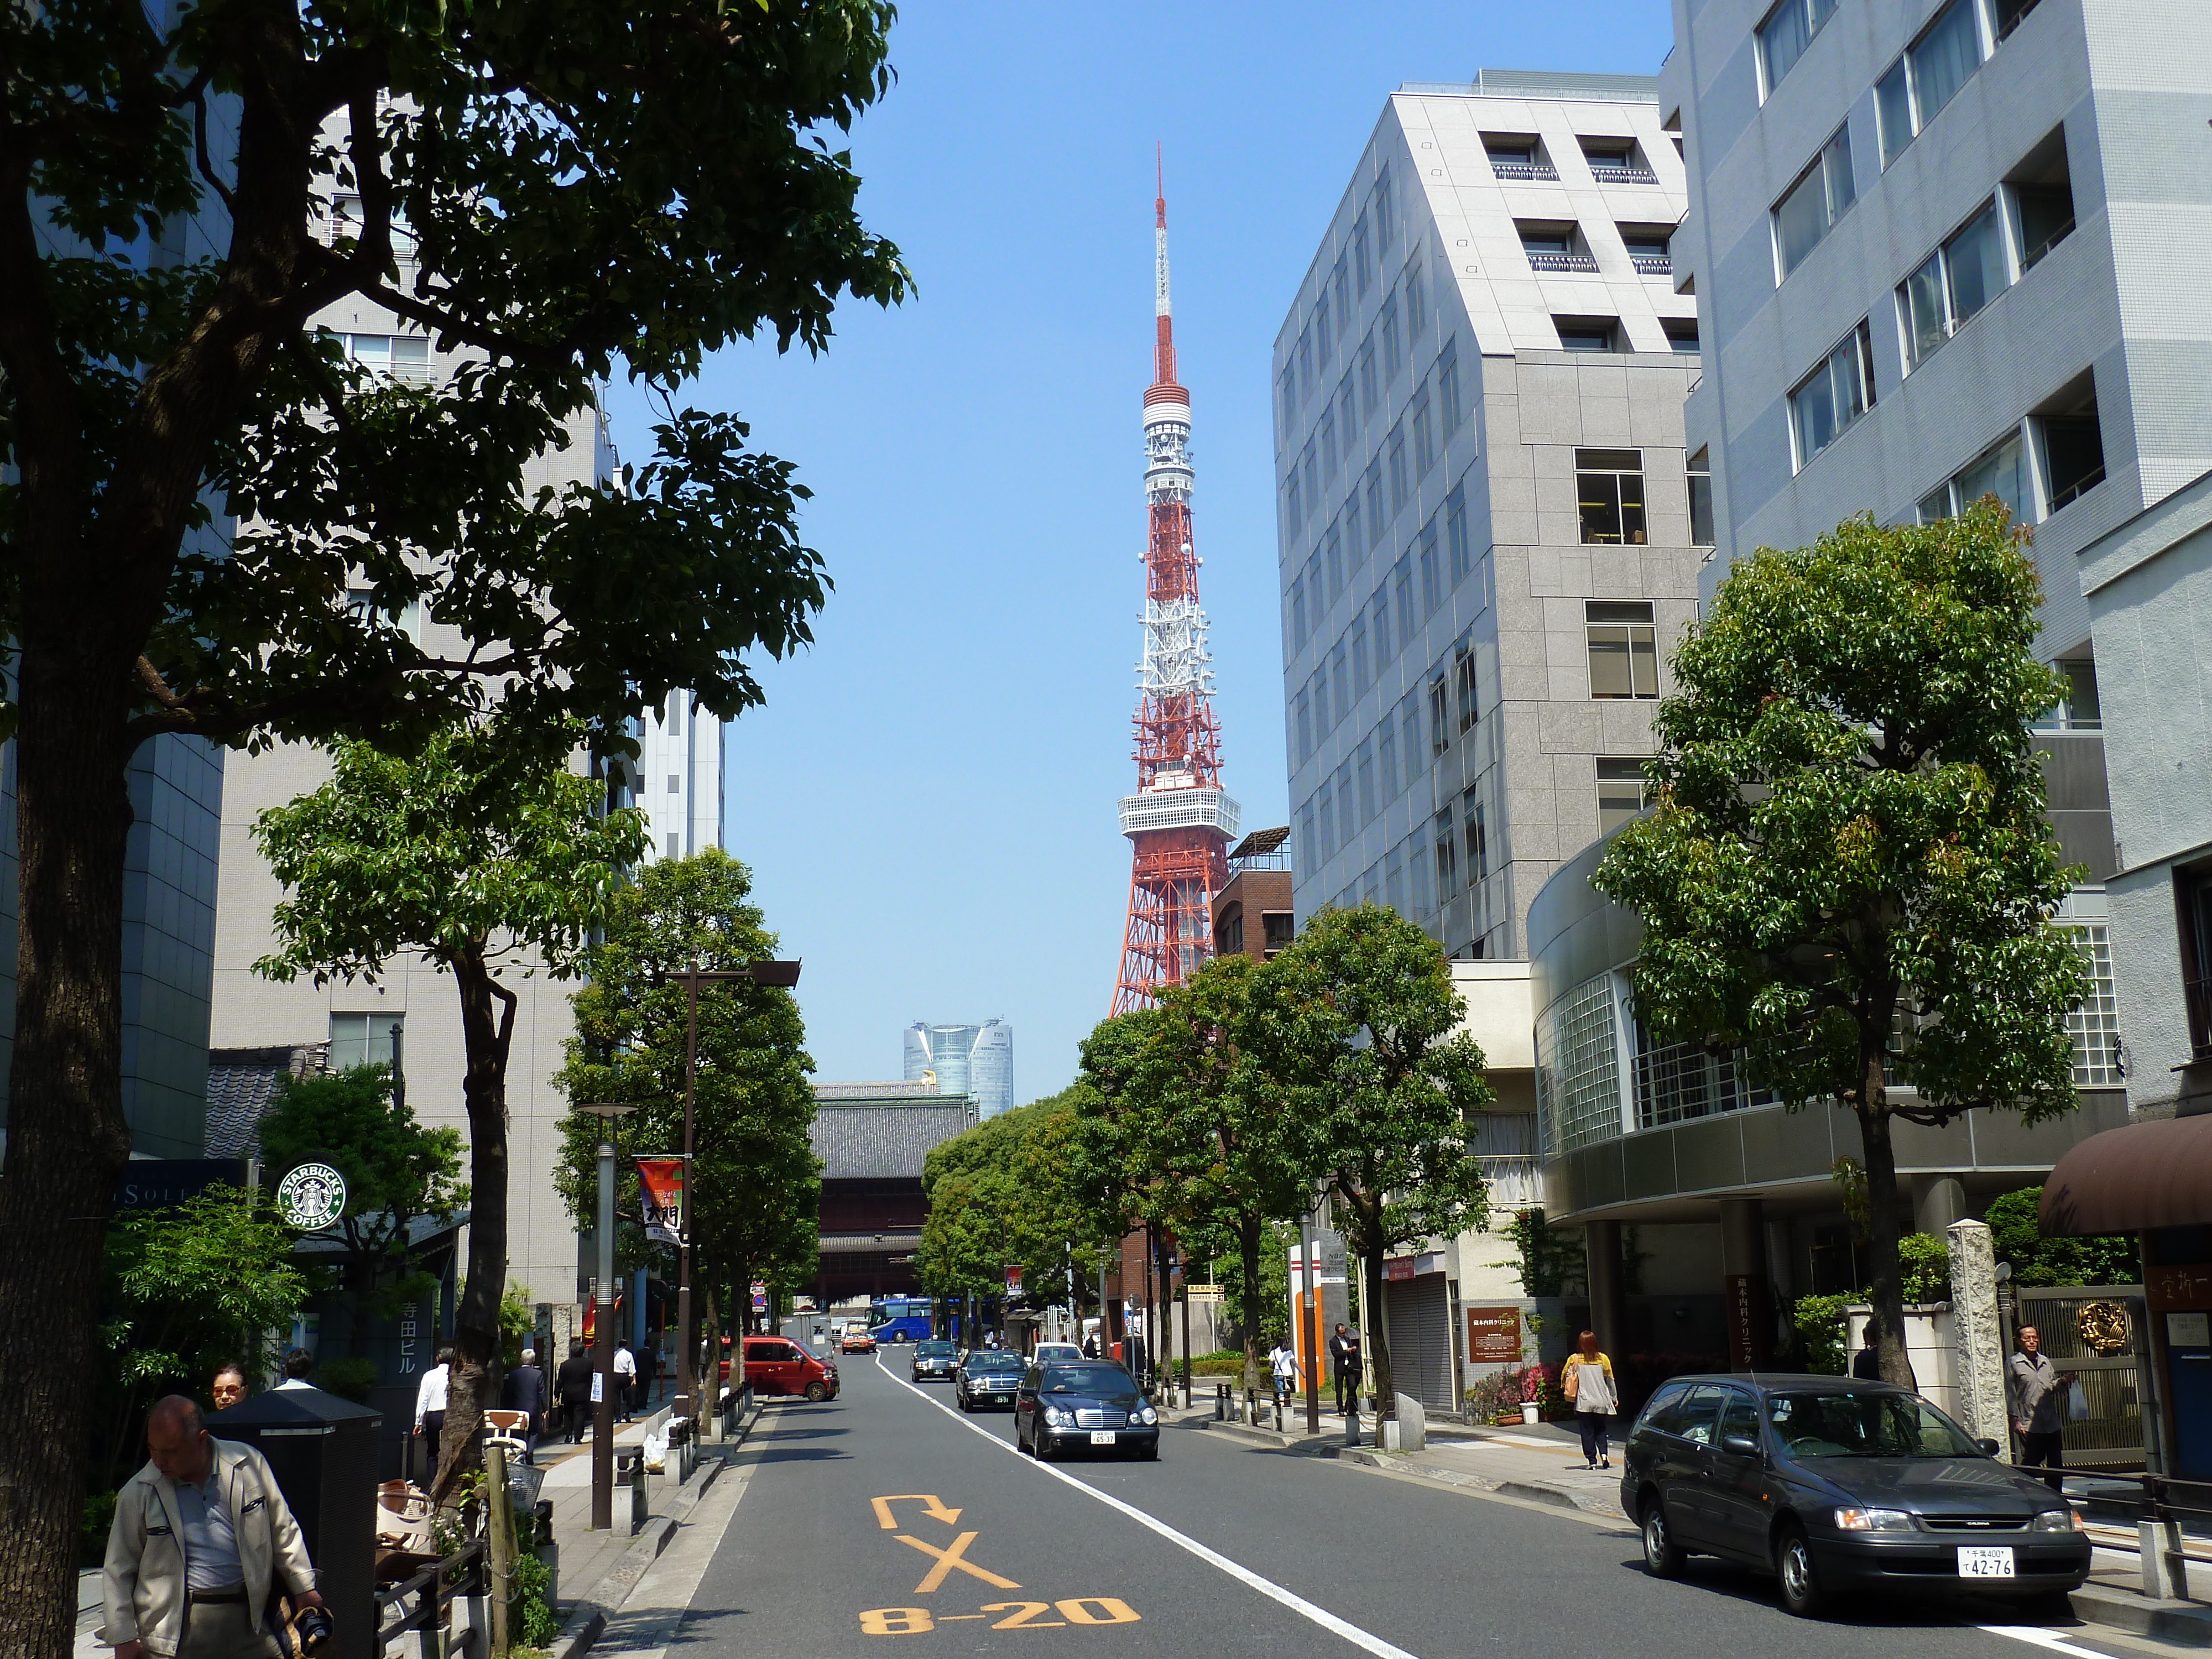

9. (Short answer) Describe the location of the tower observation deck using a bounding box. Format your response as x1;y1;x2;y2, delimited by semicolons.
1112;165;1240;1014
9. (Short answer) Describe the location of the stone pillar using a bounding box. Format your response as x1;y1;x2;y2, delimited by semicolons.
548;1301;576;1368
1585;1222;1626;1361
1946;1219;2006;1444
1719;1198;1770;1369
1916;1176;1967;1237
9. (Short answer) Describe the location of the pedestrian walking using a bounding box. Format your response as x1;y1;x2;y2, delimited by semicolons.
210;1363;249;1413
638;1336;660;1410
1328;1323;1364;1416
100;1394;325;1658
1563;1329;1619;1470
273;1349;317;1392
1851;1328;1882;1380
1268;1339;1298;1410
413;1347;452;1489
613;1338;637;1423
2010;1325;2072;1493
503;1348;547;1465
556;1340;594;1443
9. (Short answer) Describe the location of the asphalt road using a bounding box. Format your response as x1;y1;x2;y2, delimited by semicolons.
670;1343;2157;1659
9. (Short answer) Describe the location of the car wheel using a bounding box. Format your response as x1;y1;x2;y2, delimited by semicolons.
1641;1499;1685;1579
1035;1433;1055;1463
1776;1524;1825;1619
1016;1423;1034;1456
804;1381;827;1403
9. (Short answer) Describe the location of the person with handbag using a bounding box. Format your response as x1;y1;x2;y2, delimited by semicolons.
2010;1326;2072;1492
1563;1329;1619;1471
101;1395;324;1658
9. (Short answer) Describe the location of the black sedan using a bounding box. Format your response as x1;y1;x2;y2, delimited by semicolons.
954;1349;1026;1412
1621;1374;2090;1618
1014;1361;1159;1461
909;1339;960;1383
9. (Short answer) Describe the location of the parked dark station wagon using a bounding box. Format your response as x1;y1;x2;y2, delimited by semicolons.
1621;1375;2091;1618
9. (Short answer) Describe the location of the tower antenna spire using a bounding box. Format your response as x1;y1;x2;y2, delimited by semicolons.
1114;159;1238;1015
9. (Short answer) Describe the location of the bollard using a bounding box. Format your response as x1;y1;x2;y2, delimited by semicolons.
1344;1406;1360;1448
618;1449;647;1536
1215;1383;1228;1421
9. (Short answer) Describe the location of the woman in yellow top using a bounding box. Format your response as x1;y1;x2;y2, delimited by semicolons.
1563;1329;1619;1470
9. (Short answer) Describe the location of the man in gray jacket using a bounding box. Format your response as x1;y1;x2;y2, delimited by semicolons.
2008;1326;2071;1493
102;1395;323;1657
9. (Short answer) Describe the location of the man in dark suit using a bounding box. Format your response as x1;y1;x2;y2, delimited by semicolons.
503;1347;548;1463
1328;1323;1364;1416
556;1340;595;1443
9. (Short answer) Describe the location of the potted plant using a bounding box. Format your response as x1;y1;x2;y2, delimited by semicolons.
1514;1362;1549;1424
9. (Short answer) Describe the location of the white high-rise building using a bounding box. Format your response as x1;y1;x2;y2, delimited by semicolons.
627;689;724;864
903;1021;1013;1120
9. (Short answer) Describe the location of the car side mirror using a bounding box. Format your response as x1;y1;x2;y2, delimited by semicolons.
1976;1438;2001;1458
1722;1434;1760;1457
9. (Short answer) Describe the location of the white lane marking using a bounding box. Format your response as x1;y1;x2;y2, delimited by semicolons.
1976;1626;2126;1658
874;1356;1421;1659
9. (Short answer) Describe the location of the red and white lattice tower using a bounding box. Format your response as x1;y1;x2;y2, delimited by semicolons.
1111;164;1240;1015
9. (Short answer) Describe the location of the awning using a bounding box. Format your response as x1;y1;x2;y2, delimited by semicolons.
2041;1114;2212;1235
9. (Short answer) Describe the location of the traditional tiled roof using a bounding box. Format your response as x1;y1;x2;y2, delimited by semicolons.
808;1095;976;1181
204;1044;327;1159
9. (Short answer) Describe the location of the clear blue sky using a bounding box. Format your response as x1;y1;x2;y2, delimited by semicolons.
601;2;1674;1104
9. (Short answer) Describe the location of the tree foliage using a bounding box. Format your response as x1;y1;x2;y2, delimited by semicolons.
552;851;819;1355
1985;1186;2140;1287
1593;502;2085;1385
257;1065;467;1311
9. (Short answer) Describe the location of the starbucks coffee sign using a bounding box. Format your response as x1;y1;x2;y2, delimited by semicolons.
277;1162;347;1232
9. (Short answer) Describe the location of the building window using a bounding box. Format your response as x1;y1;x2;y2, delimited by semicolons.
1428;674;1450;754
1537;972;1624;1154
330;1012;402;1071
1400;695;1424;788
2008;128;2075;272
1454;639;1479;732
1277;367;1297;439
1392;552;1414;643
1364;461;1386;549
1412;391;1435;477
1353;212;1372;296
1316;784;1335;860
1387;424;1408;514
1350;614;1369;695
1336;376;1357;447
1581;138;1655;185
1418;524;1442;617
1357;740;1376;820
1298;802;1318;873
1875;0;1987;166
2034;660;2101;731
1688;446;1715;547
1285;472;1302;536
2059;924;2121;1086
1405;258;1426;342
1434;807;1459;899
1380;292;1402;376
337;331;433;383
1314;294;1332;367
1291;576;1309;651
1520;222;1598;273
1621;226;1673;276
1323;524;1343;599
1772;125;1856;281
1370;583;1391;665
1757;0;1838;96
666;833;680;859
1900;200;2006;372
1336;762;1357;848
1953;429;2031;524
2179;864;2212;1063
2037;384;2105;512
1330;641;1350;723
1384;846;1406;914
1409;826;1434;915
1262;913;1295;956
1790;320;1877;469
1378;724;1397;801
1445;485;1470;584
1587;601;1660;700
1219;906;1245;957
1663;319;1699;354
1555;316;1621;353
1462;787;1488;880
1296;690;1313;763
1597;758;1652;835
1371;162;1395;249
1358;334;1378;419
1484;134;1557;180
1437;339;1463;435
1994;0;2042;39
667;774;681;794
1575;448;1646;544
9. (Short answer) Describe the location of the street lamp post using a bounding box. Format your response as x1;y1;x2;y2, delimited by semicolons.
665;957;801;1436
575;1102;638;1532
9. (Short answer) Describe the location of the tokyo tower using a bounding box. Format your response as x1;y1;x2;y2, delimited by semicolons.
1112;163;1240;1015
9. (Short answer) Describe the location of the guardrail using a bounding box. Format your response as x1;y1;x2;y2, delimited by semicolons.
1525;252;1600;272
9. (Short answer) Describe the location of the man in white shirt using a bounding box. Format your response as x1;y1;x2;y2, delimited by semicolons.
413;1347;453;1489
274;1348;319;1391
613;1339;638;1423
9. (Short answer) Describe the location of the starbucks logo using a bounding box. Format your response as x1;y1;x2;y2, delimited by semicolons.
278;1162;348;1232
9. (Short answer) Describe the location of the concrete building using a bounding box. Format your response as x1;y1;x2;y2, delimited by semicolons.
1274;70;1705;964
1211;829;1296;963
630;687;725;865
902;1020;1013;1120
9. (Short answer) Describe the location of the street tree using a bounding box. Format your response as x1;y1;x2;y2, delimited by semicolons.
1593;503;2085;1386
1;3;902;1636
552;851;817;1386
255;721;650;1501
1251;906;1493;1425
257;1065;468;1314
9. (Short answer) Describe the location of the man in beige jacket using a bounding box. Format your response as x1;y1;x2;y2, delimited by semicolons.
102;1396;324;1658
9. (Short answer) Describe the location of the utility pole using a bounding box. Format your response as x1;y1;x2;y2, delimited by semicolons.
1298;1198;1322;1436
575;1102;637;1531
665;957;801;1434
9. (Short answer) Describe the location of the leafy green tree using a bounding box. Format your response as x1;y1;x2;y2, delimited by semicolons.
99;1186;309;1485
1593;504;2085;1387
1250;906;1493;1423
255;721;648;1502
257;1065;467;1314
0;4;903;1637
1985;1186;2140;1287
551;852;817;1389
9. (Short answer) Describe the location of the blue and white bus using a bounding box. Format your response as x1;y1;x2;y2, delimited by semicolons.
868;1296;935;1344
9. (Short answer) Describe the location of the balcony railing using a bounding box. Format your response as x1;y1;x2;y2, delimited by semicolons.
1589;163;1658;184
1488;160;1559;180
1629;253;1673;275
1525;251;1600;272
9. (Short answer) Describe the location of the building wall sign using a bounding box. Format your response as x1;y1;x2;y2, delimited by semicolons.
1465;1306;1523;1364
2147;1265;2212;1313
276;1162;347;1232
1725;1272;1767;1370
1384;1256;1416;1282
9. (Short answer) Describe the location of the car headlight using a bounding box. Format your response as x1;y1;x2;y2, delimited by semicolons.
1044;1406;1071;1427
2032;1509;2079;1532
1136;1405;1158;1425
1834;1507;1916;1532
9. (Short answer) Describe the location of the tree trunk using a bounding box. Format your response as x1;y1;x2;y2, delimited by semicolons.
0;664;135;1657
433;949;514;1507
1856;1086;1914;1389
1153;1229;1175;1400
1363;1239;1395;1427
1237;1214;1264;1398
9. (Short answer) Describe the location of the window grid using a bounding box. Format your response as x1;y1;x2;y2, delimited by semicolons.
1538;973;1623;1155
2062;924;2122;1087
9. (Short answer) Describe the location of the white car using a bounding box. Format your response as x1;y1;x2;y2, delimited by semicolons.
1031;1342;1084;1363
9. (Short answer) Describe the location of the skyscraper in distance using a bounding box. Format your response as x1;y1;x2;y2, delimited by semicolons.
904;1020;1014;1119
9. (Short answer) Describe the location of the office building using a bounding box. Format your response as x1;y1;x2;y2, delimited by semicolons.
903;1020;1014;1120
1212;828;1296;962
1274;70;1705;963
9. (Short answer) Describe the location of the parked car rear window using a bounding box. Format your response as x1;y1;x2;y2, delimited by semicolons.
1770;1391;1981;1457
1648;1381;1726;1443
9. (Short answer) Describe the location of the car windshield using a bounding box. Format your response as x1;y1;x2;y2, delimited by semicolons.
970;1353;1024;1372
917;1342;956;1357
1769;1392;1983;1458
1040;1364;1130;1395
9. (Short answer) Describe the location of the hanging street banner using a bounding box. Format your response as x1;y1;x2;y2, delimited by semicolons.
637;1157;686;1246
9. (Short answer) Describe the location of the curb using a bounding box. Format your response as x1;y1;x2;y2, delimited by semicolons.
1323;1443;1628;1521
549;1405;757;1659
2067;1584;2212;1648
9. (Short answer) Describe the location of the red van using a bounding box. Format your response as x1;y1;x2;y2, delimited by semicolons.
720;1334;840;1401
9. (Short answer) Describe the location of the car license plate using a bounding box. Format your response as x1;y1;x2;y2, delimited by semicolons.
1089;1430;1115;1445
1958;1547;2016;1578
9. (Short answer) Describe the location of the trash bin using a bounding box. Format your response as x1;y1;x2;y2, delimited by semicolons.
211;1386;380;1659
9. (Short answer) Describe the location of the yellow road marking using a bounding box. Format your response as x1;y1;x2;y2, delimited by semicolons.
870;1494;963;1530
940;1614;985;1621
895;1531;1022;1593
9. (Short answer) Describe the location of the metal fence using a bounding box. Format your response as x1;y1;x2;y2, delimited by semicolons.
375;1538;487;1659
2010;1284;2149;1471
